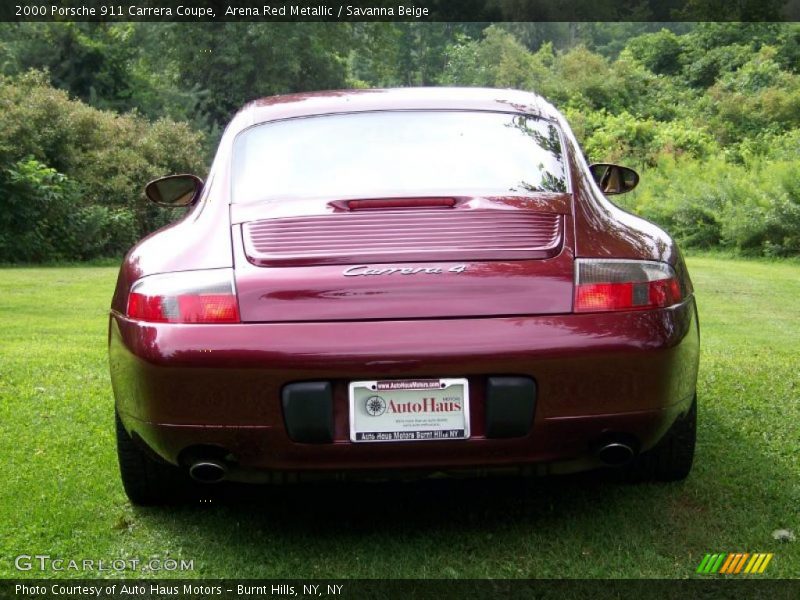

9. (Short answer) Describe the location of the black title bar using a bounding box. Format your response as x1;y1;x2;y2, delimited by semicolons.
2;0;800;22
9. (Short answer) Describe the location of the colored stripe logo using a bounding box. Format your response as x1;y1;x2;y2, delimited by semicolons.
696;553;773;574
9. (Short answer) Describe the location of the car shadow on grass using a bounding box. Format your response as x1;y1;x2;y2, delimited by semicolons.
137;468;659;534
122;407;798;578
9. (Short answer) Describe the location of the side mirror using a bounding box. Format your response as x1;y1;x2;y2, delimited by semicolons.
145;174;203;207
589;163;639;195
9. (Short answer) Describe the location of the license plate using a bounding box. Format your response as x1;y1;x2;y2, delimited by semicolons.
349;378;470;442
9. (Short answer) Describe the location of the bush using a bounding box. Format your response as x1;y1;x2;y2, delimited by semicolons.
626;29;685;76
0;157;77;262
0;156;142;262
576;112;715;165
0;71;206;262
618;157;800;256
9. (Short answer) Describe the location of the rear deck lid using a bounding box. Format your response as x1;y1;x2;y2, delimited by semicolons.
233;196;575;322
229;109;575;321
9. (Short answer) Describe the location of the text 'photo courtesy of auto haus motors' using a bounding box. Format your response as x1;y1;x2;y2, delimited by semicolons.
109;87;700;505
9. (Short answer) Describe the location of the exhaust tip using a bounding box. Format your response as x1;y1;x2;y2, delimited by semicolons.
597;442;635;466
189;460;227;483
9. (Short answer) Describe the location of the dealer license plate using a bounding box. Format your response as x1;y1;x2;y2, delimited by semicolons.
349;378;470;443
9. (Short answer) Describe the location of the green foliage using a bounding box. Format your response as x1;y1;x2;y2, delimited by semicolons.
702;47;800;144
619;157;800;256
0;156;132;262
624;29;685;76
577;112;716;165
4;22;800;259
440;27;547;89
0;71;205;262
157;23;353;127
350;23;484;88
1;23;148;115
0;157;76;261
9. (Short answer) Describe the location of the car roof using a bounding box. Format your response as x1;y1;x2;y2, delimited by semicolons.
233;87;561;131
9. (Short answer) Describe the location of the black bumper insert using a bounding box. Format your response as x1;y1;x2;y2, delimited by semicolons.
485;376;536;438
282;381;333;443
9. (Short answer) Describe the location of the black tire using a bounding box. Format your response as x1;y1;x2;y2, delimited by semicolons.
625;395;697;482
116;411;193;505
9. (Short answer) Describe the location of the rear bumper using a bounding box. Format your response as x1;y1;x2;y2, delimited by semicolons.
109;298;699;476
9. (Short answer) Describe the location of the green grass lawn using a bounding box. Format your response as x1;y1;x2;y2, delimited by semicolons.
0;257;797;579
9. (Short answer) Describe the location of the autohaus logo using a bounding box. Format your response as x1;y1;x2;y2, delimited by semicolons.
365;395;387;417
365;395;462;416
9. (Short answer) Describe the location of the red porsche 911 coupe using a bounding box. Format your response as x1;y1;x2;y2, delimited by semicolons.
109;88;699;505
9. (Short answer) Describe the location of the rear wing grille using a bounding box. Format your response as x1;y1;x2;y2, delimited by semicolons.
242;210;563;267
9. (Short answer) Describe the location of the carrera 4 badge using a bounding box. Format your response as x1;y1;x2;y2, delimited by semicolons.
342;264;469;276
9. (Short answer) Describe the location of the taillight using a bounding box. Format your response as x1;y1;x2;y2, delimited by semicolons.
574;259;683;313
127;269;239;323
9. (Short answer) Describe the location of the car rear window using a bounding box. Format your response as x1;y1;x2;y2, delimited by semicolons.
231;110;568;204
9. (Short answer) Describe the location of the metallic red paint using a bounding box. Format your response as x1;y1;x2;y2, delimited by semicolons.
110;88;699;484
109;303;697;474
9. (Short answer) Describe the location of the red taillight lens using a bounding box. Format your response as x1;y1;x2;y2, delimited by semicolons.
127;292;166;322
574;259;683;313
126;269;239;324
176;294;239;323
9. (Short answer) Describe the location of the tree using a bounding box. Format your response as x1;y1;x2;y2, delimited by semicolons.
161;23;353;127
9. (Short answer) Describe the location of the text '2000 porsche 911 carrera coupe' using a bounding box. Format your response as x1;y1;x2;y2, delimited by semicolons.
109;88;699;505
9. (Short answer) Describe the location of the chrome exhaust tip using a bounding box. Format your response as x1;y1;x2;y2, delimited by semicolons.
597;442;635;466
189;460;228;483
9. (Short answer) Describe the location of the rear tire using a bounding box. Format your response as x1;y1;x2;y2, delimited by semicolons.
626;395;697;482
116;410;193;505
